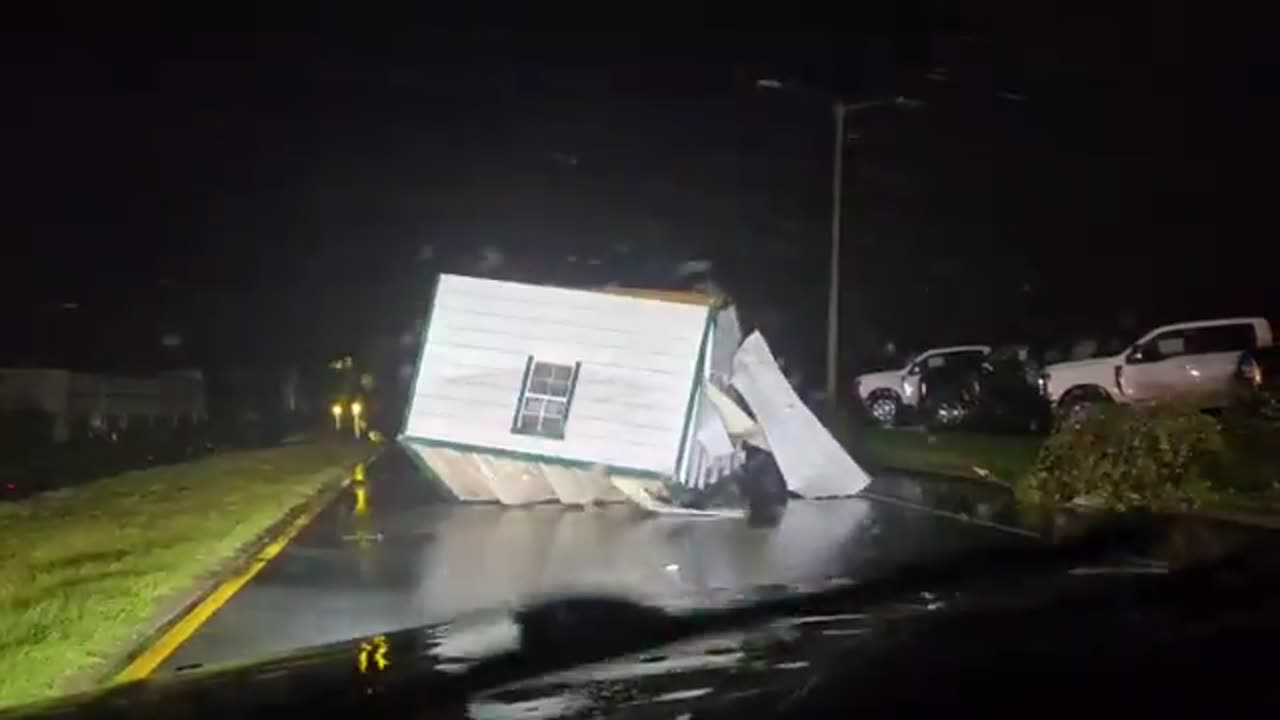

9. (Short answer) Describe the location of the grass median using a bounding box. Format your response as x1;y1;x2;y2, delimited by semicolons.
0;441;369;709
849;426;1042;485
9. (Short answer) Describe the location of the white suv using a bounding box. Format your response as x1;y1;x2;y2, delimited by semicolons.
1041;317;1273;415
854;345;991;425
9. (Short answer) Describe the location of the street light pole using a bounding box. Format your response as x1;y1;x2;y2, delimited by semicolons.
826;101;846;418
757;80;921;419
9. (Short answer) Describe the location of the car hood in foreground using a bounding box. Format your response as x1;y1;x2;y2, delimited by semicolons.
4;588;932;720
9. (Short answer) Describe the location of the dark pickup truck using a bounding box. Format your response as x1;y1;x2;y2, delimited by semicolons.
1236;345;1280;413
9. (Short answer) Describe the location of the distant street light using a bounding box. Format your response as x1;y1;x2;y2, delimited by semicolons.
331;403;343;431
350;401;363;440
756;78;923;417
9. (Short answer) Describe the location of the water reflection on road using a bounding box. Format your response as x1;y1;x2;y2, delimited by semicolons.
410;501;883;617
165;449;1273;674
162;451;1032;671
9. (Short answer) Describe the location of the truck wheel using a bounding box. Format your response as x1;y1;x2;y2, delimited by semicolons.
923;397;970;431
866;390;903;427
1057;387;1111;427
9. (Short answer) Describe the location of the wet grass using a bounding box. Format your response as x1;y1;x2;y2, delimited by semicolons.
848;426;1043;485
850;424;1280;525
0;442;368;709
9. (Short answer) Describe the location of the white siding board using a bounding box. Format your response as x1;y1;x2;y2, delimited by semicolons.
427;313;694;360
404;274;710;476
437;282;705;320
428;326;694;366
408;415;663;471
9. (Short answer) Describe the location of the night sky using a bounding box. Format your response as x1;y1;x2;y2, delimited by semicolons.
6;13;1277;383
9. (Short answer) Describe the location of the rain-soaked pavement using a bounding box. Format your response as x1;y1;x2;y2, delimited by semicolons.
155;448;1083;673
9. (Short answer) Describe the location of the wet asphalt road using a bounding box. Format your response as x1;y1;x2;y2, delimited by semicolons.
160;448;1034;673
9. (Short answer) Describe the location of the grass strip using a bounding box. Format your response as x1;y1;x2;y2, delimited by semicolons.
0;442;368;709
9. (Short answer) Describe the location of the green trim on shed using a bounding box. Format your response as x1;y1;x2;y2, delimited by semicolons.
671;308;715;483
509;355;535;433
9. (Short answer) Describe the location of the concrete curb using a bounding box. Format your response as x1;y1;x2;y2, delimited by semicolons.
866;461;1014;488
80;446;382;690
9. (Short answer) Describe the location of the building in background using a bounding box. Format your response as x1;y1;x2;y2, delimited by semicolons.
0;368;206;443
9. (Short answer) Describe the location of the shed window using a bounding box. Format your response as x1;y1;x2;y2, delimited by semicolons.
513;359;580;439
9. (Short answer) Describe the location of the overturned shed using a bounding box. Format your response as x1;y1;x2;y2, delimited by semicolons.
399;274;868;509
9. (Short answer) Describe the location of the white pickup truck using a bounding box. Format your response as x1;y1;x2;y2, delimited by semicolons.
1041;317;1273;416
854;345;991;425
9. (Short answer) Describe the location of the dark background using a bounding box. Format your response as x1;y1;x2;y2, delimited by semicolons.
4;9;1277;393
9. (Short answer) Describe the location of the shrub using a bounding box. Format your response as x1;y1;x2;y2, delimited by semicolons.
1233;384;1280;428
1019;403;1223;511
1216;401;1280;495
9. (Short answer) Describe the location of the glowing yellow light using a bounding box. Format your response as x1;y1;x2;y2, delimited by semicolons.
331;403;343;417
350;401;363;417
354;486;368;515
353;463;366;482
357;635;391;673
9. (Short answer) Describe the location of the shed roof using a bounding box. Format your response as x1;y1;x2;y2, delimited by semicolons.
592;286;724;307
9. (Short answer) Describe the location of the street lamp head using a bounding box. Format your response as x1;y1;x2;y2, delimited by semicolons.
351;401;363;417
756;78;784;90
331;403;343;417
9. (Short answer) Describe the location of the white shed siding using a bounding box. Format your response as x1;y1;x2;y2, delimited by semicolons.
404;275;711;476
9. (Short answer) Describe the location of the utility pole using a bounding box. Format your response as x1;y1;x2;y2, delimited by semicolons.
826;102;847;418
758;79;920;418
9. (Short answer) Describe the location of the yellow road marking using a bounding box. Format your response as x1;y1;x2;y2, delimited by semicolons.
357;635;390;673
114;476;353;682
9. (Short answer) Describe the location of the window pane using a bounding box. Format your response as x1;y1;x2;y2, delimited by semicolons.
543;400;566;418
1156;335;1186;356
514;358;578;439
1188;324;1256;354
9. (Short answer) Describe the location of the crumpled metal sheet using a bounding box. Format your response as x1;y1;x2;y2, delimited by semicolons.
730;331;871;498
703;382;768;451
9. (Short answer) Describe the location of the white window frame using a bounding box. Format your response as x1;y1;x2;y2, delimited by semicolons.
512;358;580;439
